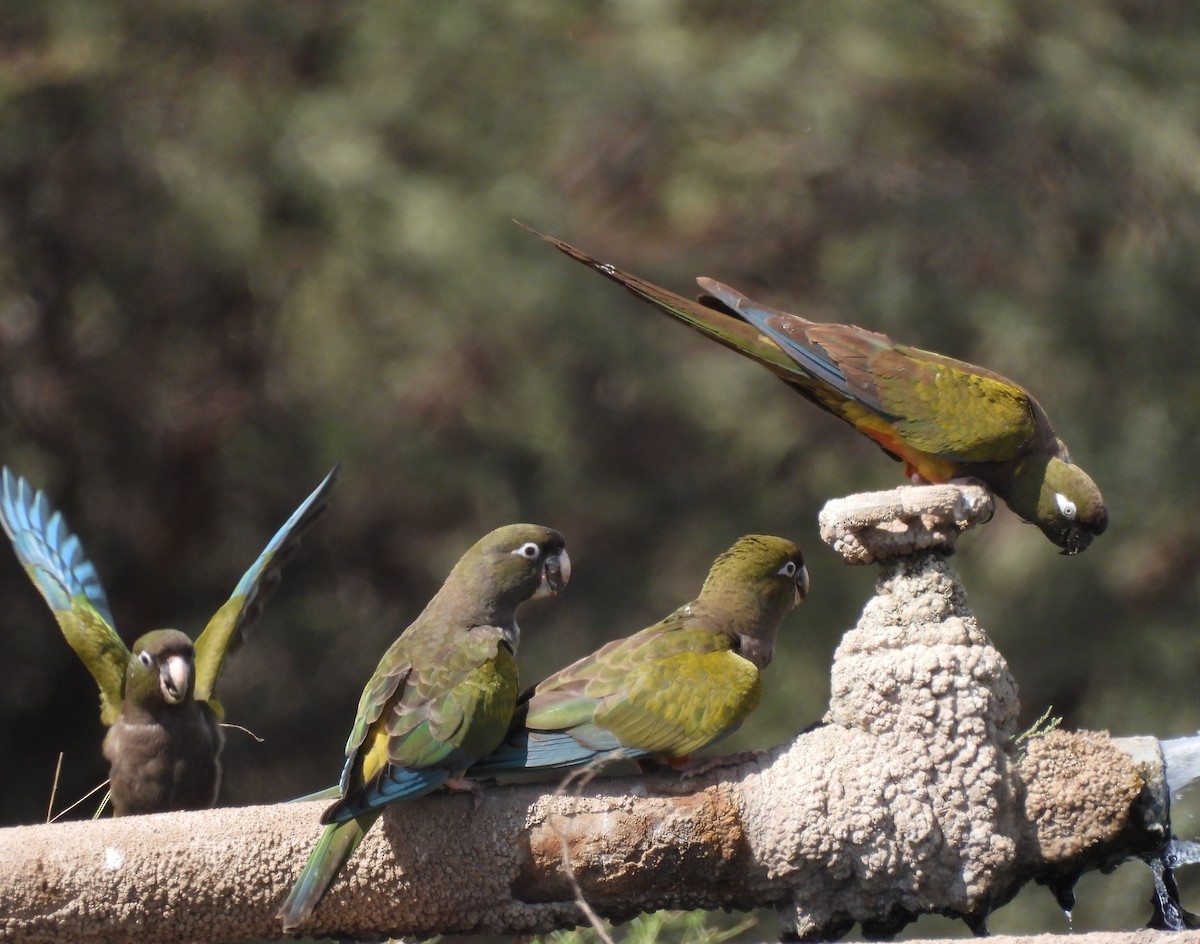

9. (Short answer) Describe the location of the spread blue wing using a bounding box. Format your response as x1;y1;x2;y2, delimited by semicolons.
193;465;339;711
0;468;128;724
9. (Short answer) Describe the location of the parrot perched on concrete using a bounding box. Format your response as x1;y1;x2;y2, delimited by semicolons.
471;534;808;776
277;523;571;932
0;465;339;815
530;227;1107;554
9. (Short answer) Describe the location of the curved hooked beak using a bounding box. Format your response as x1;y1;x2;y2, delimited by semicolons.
159;654;192;705
1058;534;1091;556
537;549;572;598
1051;523;1093;556
793;564;811;606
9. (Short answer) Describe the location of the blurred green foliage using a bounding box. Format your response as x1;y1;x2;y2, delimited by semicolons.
547;910;759;944
3;0;1200;936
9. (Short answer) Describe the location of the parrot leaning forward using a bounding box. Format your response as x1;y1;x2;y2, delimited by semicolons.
0;465;339;815
471;534;808;776
278;523;571;932
529;227;1106;554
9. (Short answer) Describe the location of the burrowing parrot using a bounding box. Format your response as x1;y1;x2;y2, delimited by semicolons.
0;465;338;815
471;534;808;775
277;523;571;932
530;228;1107;554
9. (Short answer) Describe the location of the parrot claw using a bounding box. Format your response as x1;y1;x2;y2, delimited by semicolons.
445;775;485;809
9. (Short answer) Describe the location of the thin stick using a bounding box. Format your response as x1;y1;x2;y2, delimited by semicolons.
50;779;111;823
548;753;636;944
220;721;265;743
45;753;64;823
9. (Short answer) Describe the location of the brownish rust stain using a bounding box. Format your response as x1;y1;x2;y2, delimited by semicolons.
512;788;749;906
1016;730;1144;862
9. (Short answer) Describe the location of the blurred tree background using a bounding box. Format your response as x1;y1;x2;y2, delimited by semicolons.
3;0;1200;938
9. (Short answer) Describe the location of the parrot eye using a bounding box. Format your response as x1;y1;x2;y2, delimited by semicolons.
1054;492;1077;520
778;561;798;578
137;651;153;668
513;541;541;560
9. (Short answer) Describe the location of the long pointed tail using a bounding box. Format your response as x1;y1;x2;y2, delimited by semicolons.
278;811;380;932
517;223;796;375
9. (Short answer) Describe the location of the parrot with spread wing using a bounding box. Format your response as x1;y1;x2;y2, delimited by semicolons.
0;464;339;815
278;523;570;932
471;534;807;776
529;227;1106;554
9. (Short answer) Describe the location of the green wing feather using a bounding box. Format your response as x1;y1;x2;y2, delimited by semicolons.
52;604;130;726
340;651;410;791
338;626;519;794
193;466;338;713
868;345;1037;461
525;624;760;756
594;631;760;755
384;631;519;769
763;321;1038;463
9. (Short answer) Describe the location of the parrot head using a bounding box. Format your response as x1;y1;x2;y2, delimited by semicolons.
124;629;197;709
1006;453;1108;555
697;535;809;668
458;523;571;612
702;534;809;608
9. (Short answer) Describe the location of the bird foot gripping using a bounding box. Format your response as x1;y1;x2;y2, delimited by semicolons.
445;774;486;809
818;482;994;565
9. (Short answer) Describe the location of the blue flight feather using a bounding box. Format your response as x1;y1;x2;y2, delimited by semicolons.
472;728;648;773
228;464;340;602
0;468;115;626
322;766;450;824
701;283;855;397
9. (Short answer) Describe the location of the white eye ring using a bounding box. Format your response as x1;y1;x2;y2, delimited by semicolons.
778;561;798;578
137;651;153;668
1055;492;1077;520
513;541;541;560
